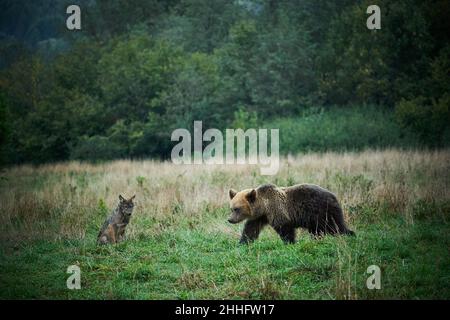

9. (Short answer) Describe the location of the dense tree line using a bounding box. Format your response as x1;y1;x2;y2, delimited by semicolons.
0;0;449;164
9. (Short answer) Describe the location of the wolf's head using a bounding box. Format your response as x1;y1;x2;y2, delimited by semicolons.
118;194;135;217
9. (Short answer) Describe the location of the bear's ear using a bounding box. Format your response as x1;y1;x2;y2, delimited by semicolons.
229;189;237;200
130;195;136;201
119;194;125;202
246;189;257;203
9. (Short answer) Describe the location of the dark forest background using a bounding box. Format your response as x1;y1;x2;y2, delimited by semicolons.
0;0;449;165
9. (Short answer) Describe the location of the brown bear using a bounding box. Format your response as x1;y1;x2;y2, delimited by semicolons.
228;183;354;244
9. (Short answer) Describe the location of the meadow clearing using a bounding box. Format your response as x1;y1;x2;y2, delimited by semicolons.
0;149;449;299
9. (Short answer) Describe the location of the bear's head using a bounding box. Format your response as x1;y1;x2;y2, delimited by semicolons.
227;188;257;224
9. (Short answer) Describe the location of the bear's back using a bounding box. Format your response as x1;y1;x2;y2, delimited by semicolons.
283;183;340;212
284;183;335;197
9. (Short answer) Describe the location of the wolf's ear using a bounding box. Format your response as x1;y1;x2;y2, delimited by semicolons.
130;195;136;201
229;189;237;200
119;195;125;202
246;189;256;203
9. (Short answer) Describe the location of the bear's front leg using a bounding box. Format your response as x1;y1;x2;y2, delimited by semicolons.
239;217;267;244
274;225;296;244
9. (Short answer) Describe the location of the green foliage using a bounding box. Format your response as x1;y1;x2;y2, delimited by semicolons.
231;107;258;129
0;0;448;164
99;34;183;121
154;51;224;129
430;45;450;98
319;0;434;105
0;93;10;165
395;95;450;147
267;106;418;153
394;44;450;147
158;0;244;53
96;198;109;218
70;135;125;161
136;176;146;188
0;0;67;45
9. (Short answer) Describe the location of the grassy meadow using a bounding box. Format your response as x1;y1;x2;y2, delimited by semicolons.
0;150;449;299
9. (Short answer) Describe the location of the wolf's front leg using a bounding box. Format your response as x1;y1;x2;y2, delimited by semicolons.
117;229;126;242
98;235;108;245
109;224;118;243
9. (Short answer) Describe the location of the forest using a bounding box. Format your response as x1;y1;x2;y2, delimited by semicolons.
0;0;449;165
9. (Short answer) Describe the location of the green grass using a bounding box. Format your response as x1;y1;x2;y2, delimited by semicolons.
0;150;449;299
1;211;449;299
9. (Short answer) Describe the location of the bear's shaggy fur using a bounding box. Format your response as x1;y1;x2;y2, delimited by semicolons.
228;183;354;244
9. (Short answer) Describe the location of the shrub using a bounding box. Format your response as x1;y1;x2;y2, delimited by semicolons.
70;135;125;161
395;94;450;147
265;106;417;154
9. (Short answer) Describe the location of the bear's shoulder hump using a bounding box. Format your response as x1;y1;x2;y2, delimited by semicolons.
257;183;277;192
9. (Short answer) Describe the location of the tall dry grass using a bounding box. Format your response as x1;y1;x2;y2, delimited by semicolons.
0;149;449;243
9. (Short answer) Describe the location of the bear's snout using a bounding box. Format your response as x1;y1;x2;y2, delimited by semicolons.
228;218;238;224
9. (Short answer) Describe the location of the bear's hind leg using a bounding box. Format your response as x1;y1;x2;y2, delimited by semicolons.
308;217;326;238
274;225;296;244
330;206;355;236
324;218;340;235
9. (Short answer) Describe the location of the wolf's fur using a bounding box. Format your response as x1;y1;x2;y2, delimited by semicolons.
228;183;354;244
97;195;135;245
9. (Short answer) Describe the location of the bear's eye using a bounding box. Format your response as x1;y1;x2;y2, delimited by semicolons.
233;207;241;213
